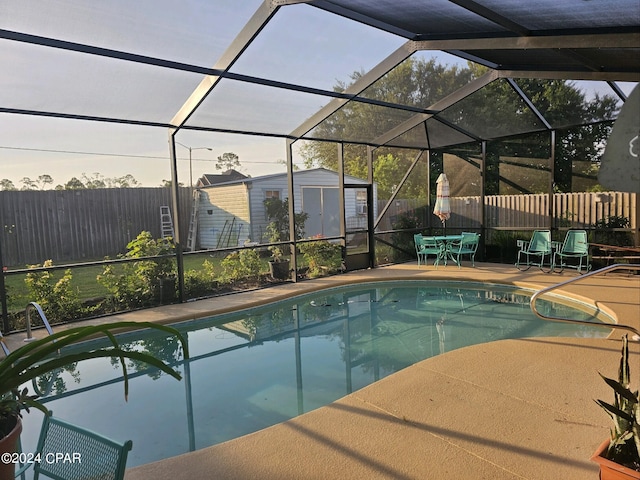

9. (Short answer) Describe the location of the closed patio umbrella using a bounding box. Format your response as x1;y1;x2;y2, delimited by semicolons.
433;173;451;231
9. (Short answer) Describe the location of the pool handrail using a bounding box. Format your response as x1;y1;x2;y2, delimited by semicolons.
529;263;640;339
0;302;57;357
25;301;55;343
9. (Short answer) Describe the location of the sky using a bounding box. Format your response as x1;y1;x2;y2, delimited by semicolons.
0;1;407;187
0;1;636;188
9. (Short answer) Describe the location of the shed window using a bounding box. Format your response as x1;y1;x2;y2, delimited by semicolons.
265;190;280;200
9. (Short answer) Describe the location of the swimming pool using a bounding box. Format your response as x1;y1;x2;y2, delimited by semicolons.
20;281;612;468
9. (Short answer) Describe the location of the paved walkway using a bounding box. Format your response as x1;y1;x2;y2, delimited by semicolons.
7;263;639;479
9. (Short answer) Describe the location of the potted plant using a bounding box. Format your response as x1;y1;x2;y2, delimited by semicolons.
0;321;189;480
263;197;308;281
265;222;290;281
591;334;640;479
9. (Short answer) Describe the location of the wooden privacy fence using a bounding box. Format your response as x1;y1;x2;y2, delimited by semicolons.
463;191;636;231
378;191;636;235
0;188;192;267
1;189;635;267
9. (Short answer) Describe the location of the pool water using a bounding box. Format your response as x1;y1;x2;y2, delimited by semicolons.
20;281;612;468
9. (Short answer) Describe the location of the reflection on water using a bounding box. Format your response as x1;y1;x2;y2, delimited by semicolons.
21;281;611;468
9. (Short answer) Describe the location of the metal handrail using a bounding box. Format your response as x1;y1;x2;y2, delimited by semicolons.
0;302;56;356
25;301;55;342
530;264;640;339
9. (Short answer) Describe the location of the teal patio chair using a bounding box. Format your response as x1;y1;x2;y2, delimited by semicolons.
414;234;444;267
16;412;132;480
515;230;553;273
447;232;480;268
553;229;591;274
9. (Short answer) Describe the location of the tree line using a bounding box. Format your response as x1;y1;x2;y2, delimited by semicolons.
0;173;140;191
301;57;619;198
0;151;243;191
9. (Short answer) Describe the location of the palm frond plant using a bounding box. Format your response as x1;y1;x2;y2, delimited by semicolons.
0;321;189;439
593;334;640;476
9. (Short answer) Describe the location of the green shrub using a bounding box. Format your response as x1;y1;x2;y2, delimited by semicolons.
556;210;575;228
25;260;85;322
593;215;633;246
374;243;394;265
299;240;342;278
220;249;262;284
263;197;308;241
123;231;176;282
265;222;286;262
98;263;152;310
97;231;177;310
390;212;422;261
184;260;217;299
485;230;529;264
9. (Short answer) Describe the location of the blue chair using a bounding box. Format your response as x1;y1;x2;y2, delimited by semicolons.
16;412;132;480
447;233;480;268
515;230;553;273
553;230;591;274
414;234;444;267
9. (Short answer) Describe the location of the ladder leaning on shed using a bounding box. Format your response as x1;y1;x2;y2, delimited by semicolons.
186;190;200;251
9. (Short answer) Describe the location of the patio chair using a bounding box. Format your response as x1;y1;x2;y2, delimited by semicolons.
414;234;444;267
447;232;480;268
16;412;132;480
553;229;591;274
515;230;553;273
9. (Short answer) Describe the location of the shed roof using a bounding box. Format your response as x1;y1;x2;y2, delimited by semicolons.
197;170;248;187
198;167;368;189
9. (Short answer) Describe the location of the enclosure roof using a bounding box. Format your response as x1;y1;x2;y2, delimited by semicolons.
311;0;640;78
1;0;638;152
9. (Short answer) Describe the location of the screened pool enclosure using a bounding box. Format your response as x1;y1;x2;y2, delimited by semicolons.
1;1;639;330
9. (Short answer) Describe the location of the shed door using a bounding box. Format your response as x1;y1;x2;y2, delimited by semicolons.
302;187;339;238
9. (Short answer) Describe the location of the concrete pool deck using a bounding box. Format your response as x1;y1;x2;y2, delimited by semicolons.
6;262;639;479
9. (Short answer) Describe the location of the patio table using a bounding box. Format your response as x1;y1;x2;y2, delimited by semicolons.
424;235;463;266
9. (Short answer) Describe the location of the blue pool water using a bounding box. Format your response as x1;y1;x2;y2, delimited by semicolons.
20;281;611;468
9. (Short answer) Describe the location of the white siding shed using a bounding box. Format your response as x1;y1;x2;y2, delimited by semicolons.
196;168;375;248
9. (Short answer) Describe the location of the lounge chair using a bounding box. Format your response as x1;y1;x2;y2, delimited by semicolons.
553;229;591;274
414;234;444;267
447;232;480;268
515;230;553;273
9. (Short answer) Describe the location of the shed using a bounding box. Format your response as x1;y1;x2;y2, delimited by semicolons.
196;168;376;249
